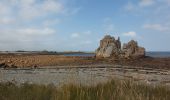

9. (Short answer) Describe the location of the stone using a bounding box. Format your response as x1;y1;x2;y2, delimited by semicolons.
33;65;38;69
122;40;145;58
95;35;121;58
95;35;145;59
0;63;9;68
0;63;6;68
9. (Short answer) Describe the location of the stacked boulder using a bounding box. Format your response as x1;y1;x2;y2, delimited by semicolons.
95;35;145;58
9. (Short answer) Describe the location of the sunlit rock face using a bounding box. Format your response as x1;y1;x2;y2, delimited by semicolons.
95;35;145;58
122;40;145;58
95;35;121;58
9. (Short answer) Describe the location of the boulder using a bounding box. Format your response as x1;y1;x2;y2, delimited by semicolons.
95;35;121;58
122;40;145;58
95;35;145;58
0;63;9;68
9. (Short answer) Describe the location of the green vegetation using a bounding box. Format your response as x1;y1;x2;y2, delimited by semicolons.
0;79;170;100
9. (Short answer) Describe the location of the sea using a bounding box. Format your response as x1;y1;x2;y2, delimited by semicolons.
0;51;170;58
146;52;170;58
63;52;170;58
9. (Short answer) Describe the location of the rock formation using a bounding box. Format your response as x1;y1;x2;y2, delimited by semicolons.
95;35;145;58
95;35;121;58
122;40;145;58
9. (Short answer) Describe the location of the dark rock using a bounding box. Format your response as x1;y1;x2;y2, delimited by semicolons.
0;63;6;68
33;65;38;69
0;63;9;68
11;64;18;68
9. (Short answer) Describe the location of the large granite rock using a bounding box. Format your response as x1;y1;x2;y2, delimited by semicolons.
95;35;121;58
122;40;145;58
95;35;145;58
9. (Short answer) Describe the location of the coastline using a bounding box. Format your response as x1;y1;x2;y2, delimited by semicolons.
0;53;170;69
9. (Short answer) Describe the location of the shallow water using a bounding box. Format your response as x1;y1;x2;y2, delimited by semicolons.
0;66;170;86
63;52;170;58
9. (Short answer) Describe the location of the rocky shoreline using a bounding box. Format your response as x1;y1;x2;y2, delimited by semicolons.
1;64;170;86
0;54;170;69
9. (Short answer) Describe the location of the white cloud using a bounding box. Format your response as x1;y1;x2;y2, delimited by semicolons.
104;24;115;33
0;17;14;24
0;0;67;21
143;24;169;31
124;0;155;12
125;2;134;11
17;28;55;35
123;31;137;37
0;28;55;38
0;27;56;50
18;0;65;20
84;31;92;35
0;3;10;16
43;19;60;26
71;31;92;38
71;33;80;38
0;0;81;50
42;0;64;13
81;40;92;45
139;0;155;7
19;6;41;20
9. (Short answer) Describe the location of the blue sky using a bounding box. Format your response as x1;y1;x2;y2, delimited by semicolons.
0;0;170;51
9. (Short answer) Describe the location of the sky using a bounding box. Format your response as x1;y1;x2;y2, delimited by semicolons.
0;0;170;51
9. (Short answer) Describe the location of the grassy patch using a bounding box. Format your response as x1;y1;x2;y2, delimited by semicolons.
0;79;170;100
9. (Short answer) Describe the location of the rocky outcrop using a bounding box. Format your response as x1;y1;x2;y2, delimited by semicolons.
122;40;145;58
95;35;145;58
0;63;9;68
95;35;121;58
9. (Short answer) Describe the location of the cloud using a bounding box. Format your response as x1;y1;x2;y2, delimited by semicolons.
123;31;137;37
0;17;14;24
105;24;114;32
0;2;11;16
71;33;80;38
143;24;169;31
124;0;170;34
81;40;92;45
84;31;92;35
124;2;134;11
124;0;155;12
18;0;65;20
0;0;76;22
17;28;55;35
0;0;81;50
0;27;56;50
43;0;63;13
43;19;60;27
0;28;56;38
71;31;92;38
166;0;170;4
103;17;115;33
139;0;155;7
